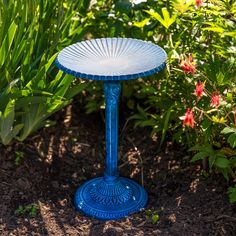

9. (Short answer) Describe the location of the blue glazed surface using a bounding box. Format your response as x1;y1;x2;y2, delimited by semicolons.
74;177;148;220
104;81;121;182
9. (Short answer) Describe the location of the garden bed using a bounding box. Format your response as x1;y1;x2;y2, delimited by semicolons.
0;100;235;236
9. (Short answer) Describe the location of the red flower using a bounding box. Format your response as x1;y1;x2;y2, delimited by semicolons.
210;91;220;107
180;109;195;128
195;82;204;98
196;0;203;8
179;54;196;74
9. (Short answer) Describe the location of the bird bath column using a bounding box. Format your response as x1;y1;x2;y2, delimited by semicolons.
104;81;120;182
74;80;148;220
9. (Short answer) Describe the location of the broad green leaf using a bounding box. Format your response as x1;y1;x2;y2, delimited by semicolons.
1;123;24;145
18;103;48;141
228;134;236;148
189;144;212;153
144;8;177;29
190;151;209;162
221;127;236;134
215;157;230;168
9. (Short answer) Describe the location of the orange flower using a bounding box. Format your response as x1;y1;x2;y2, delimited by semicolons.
180;109;195;128
210;91;220;107
179;54;196;74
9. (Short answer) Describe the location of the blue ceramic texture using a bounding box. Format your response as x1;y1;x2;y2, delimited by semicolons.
56;38;167;81
55;38;167;220
74;177;148;220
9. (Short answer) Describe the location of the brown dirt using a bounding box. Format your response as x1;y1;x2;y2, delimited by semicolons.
0;100;236;236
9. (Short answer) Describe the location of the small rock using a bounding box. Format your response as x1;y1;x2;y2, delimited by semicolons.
72;173;77;179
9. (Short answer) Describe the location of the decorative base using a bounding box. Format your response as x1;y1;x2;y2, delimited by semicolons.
74;177;148;220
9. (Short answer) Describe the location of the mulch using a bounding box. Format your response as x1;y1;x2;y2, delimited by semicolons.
0;99;236;236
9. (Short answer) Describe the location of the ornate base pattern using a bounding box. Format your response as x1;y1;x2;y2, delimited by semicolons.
74;177;148;220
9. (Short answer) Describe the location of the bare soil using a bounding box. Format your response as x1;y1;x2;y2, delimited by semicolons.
0;100;236;236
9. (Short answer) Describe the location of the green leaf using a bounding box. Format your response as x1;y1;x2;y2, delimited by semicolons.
215;157;230;168
144;8;177;29
18;103;48;141
160;106;172;147
190;151;209;162
0;100;23;144
0;100;15;142
209;155;216;170
0;21;17;66
189;144;212;153
151;214;159;224
221;168;230;181
228;190;236;203
65;82;88;99
137;104;148;119
54;74;75;98
228;134;236;148
230;157;236;168
203;27;224;33
139;119;156;127
221;127;236;134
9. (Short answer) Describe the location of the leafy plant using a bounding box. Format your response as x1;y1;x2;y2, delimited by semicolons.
145;209;160;224
16;203;38;217
15;151;24;166
144;8;177;30
227;186;236;203
221;127;236;149
189;144;235;181
0;0;90;144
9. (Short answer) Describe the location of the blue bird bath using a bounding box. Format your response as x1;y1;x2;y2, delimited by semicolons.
56;38;167;220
